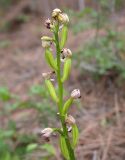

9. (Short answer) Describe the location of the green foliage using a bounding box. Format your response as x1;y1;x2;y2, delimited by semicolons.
0;40;11;48
0;0;12;8
41;143;56;156
0;87;11;101
68;8;98;34
115;0;125;10
26;143;38;152
30;84;49;98
0;83;57;159
16;14;30;23
0;128;20;160
71;20;93;34
0;124;55;160
74;30;125;78
0;21;12;32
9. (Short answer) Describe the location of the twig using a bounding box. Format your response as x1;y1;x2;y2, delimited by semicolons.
101;130;113;160
114;93;121;128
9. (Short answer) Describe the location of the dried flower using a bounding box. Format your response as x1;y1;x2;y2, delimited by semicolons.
41;128;53;138
66;115;76;125
41;36;53;48
52;8;62;19
42;71;55;80
61;48;72;59
71;89;81;99
58;13;69;24
45;18;51;29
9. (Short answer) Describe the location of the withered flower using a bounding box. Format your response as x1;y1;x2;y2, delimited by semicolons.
66;115;76;125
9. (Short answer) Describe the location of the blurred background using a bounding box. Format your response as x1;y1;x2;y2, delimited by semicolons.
1;0;125;159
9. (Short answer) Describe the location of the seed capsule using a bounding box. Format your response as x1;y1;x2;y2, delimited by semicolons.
60;26;68;49
45;80;59;103
71;89;81;99
45;49;58;71
65;115;76;125
62;98;73;115
61;58;71;82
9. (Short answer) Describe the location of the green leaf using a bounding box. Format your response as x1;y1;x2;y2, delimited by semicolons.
59;136;70;160
72;124;79;148
26;143;38;152
41;143;56;155
60;25;68;49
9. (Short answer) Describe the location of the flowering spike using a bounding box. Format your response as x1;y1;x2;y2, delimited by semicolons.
40;8;80;160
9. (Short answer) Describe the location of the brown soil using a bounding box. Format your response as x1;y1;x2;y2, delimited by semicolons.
1;5;125;160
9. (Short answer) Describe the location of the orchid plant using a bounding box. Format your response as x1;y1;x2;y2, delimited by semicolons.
41;9;81;160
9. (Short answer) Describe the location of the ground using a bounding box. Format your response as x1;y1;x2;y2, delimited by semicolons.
1;6;125;160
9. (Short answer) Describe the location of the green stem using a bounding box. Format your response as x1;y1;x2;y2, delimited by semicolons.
54;23;76;160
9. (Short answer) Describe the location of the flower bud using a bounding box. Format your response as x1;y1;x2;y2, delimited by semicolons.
52;8;62;19
58;13;69;24
71;89;81;99
61;48;72;59
66;115;76;125
41;128;53;138
42;71;55;80
41;36;53;48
